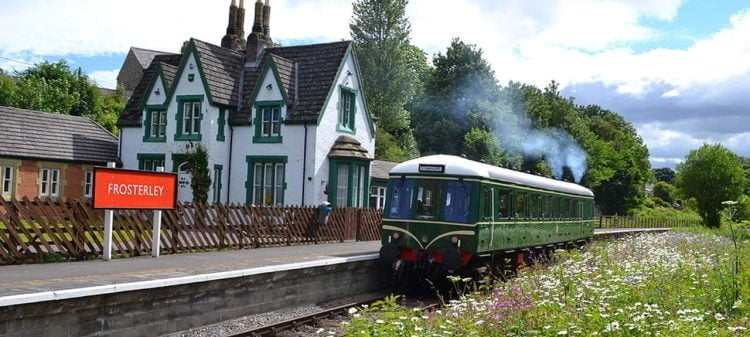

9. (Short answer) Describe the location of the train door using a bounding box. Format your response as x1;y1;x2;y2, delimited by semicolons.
481;186;496;250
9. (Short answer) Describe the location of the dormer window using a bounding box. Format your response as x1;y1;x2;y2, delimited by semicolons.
253;102;284;143
337;86;356;133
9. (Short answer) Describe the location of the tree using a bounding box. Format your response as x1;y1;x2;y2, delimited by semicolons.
350;0;426;161
653;167;676;184
676;144;746;228
652;181;677;205
186;144;211;203
0;61;123;134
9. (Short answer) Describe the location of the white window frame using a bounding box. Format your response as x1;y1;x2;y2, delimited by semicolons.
1;166;13;196
370;186;387;209
150;110;167;138
252;162;285;206
40;168;60;197
183;101;201;135
261;107;281;137
84;171;93;198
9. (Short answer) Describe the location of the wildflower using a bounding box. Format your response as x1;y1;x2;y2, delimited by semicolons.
713;313;725;321
375;319;384;324
316;328;325;334
348;307;358;314
728;327;747;332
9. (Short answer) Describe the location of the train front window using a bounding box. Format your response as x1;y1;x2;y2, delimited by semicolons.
416;181;441;220
444;181;474;223
388;179;415;219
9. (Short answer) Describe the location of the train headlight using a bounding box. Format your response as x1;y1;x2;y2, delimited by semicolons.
391;232;400;240
451;236;459;244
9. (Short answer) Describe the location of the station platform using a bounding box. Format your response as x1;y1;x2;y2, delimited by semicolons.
0;241;381;306
0;227;669;307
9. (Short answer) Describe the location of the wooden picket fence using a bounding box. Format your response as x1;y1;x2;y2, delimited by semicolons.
598;216;702;228
0;197;383;265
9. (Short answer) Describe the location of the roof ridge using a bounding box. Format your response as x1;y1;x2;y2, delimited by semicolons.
268;40;352;52
190;37;245;57
131;46;177;55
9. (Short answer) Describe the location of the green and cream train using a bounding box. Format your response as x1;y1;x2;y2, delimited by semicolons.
379;155;595;272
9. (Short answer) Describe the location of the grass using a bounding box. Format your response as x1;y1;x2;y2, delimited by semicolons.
338;229;750;336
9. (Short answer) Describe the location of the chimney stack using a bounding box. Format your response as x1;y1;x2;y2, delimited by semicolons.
221;0;239;49
263;0;272;46
245;0;266;62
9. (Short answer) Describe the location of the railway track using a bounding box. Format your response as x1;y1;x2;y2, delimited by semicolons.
224;295;439;337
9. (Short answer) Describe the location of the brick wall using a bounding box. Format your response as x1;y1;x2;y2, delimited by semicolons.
16;160;39;199
7;159;94;200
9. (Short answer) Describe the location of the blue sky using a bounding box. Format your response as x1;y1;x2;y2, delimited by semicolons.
0;0;748;169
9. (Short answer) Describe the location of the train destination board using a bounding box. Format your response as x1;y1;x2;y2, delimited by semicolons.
93;167;178;210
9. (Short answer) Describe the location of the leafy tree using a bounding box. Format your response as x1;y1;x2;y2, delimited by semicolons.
350;0;426;161
0;61;123;134
652;181;677;205
733;195;750;221
653;167;676;184
186;144;211;203
676;144;746;228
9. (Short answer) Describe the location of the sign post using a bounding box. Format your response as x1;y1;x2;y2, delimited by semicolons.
102;162;116;261
152;166;164;258
93;166;178;261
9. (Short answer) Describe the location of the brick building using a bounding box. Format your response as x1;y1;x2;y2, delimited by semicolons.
0;106;119;200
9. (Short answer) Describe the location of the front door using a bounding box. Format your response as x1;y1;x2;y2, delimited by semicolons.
177;162;193;203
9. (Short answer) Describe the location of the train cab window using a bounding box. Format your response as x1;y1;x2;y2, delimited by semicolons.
416;181;441;220
498;190;511;219
515;193;526;218
444;181;474;223
482;188;493;219
388;179;415;219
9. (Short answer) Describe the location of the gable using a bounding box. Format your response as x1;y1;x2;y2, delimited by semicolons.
144;72;167;106
318;48;375;136
251;60;287;104
168;50;210;105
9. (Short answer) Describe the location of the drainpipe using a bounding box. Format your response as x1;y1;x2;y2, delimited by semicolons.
227;125;234;203
301;123;308;205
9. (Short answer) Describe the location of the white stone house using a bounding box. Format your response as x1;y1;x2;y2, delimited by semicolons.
117;0;376;207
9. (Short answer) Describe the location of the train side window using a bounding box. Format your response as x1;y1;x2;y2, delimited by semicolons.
516;193;526;218
498;190;510;218
530;195;539;219
542;196;550;219
482;188;493;219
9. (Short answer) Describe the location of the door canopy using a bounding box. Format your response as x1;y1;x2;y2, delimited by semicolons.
328;135;373;161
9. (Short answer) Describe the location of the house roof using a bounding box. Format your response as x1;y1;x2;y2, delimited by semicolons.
372;160;399;181
118;54;182;127
328;135;372;161
130;47;177;69
0;106;119;165
118;39;353;127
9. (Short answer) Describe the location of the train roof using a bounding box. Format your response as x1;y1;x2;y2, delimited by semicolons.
389;155;595;197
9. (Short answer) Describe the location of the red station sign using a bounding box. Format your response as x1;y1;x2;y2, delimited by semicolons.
93;167;178;210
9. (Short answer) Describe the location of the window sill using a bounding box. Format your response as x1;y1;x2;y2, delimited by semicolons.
174;134;202;141
337;124;356;135
253;136;283;144
143;136;167;143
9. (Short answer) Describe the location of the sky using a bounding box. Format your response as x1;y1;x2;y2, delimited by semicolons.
0;0;747;169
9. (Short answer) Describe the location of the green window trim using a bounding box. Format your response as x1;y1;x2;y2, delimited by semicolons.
143;107;168;142
253;101;285;144
217;108;226;142
213;164;224;204
175;95;204;141
137;153;166;171
245;156;288;205
337;86;357;134
328;158;370;208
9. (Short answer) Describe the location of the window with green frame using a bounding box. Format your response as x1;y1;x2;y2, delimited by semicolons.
217;108;226;142
328;158;369;208
337;86;356;132
246;156;286;205
253;102;284;143
175;95;203;141
138;154;166;171
144;108;167;142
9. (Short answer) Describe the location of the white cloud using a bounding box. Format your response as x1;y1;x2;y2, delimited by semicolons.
88;69;120;90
